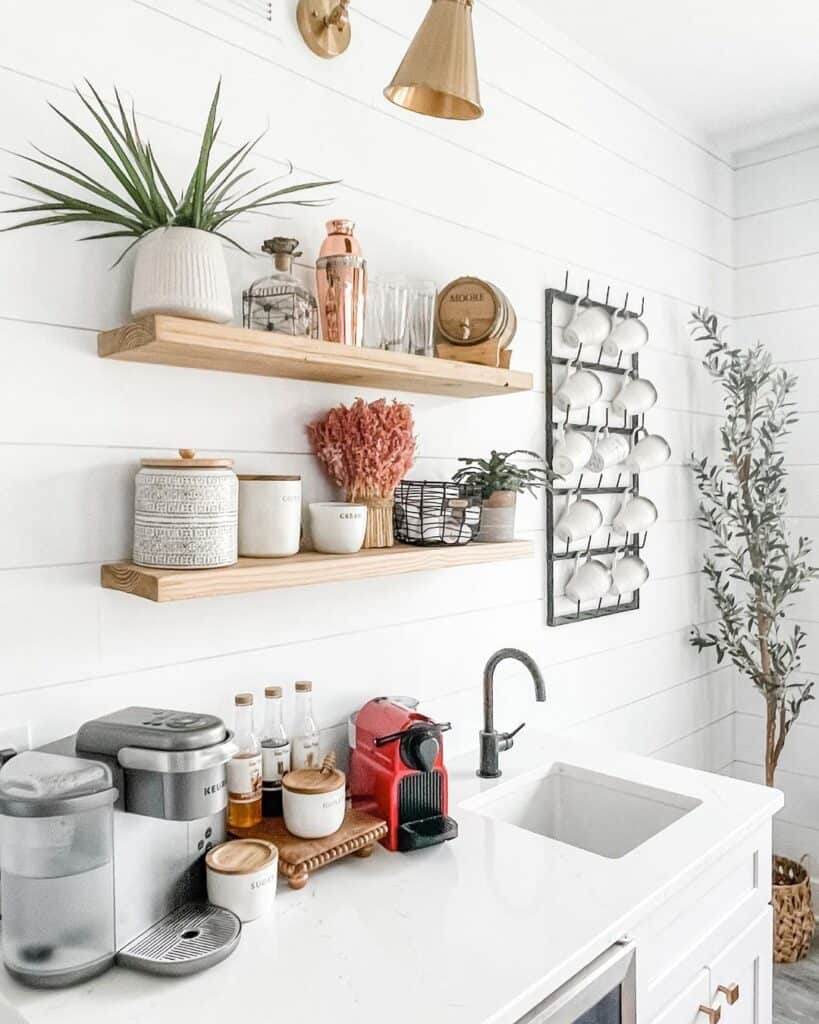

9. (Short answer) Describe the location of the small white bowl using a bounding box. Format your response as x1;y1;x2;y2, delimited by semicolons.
206;839;278;922
309;502;367;554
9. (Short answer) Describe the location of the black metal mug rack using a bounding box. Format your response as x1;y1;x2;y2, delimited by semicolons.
545;272;649;627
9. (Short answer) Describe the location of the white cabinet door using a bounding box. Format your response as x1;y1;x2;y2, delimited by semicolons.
706;908;773;1024
650;969;711;1024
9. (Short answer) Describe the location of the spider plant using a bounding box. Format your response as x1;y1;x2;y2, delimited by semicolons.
2;79;332;263
452;449;557;500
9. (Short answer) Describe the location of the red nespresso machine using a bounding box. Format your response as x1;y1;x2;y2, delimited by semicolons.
349;698;458;852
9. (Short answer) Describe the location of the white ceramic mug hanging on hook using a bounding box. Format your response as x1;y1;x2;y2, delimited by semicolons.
554;362;604;412
563;298;612;349
610;549;649;596
612;373;658;416
554;491;603;543
603;310;649;358
565;552;612;603
552;424;594;477
625;429;671;472
587;426;630;473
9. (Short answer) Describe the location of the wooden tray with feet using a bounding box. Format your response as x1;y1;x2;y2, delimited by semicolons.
230;807;388;889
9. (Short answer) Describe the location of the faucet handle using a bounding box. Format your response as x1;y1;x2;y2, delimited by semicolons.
499;722;526;752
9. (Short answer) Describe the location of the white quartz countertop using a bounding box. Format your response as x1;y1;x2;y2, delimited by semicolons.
0;733;782;1024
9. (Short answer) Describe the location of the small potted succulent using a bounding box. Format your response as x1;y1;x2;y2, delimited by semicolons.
452;449;556;542
3;80;331;323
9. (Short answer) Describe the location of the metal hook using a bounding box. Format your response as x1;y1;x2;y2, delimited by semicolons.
616;595;622;608
604;406;610;428
639;296;645;317
606;530;611;547
596;598;604;614
584;407;592;426
564;403;571;426
577;472;585;489
575;343;584;365
597;473;604;488
605;285;611;305
585;536;592;555
584;278;591;301
563;269;569;293
621;291;630;317
615;472;622;488
576;601;581;619
616;351;624;369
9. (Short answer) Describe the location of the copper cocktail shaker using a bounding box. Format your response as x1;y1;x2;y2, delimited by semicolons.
315;220;366;346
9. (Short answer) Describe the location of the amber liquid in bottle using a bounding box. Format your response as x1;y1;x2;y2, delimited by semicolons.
227;694;262;829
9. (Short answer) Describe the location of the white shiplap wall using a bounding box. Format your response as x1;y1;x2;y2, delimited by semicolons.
731;133;819;869
0;0;730;769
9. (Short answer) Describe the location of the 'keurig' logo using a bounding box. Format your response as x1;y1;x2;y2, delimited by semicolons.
203;779;226;797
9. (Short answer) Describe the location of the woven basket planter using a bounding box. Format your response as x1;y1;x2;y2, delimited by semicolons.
773;855;815;963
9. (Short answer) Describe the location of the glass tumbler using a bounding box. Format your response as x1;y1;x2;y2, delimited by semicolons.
374;276;410;352
407;281;437;357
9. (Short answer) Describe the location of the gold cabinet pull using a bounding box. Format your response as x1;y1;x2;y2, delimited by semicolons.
698;1006;721;1024
717;983;740;1005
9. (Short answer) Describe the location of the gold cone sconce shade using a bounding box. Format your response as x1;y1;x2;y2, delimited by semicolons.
383;0;483;121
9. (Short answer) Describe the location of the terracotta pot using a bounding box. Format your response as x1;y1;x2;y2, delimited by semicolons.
131;226;233;323
476;490;517;543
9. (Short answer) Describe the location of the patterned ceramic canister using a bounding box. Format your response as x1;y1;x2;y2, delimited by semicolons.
133;449;239;569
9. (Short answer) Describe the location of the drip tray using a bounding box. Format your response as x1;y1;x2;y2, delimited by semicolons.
117;903;241;976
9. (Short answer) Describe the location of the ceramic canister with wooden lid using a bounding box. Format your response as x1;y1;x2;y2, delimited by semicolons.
133;449;238;569
206;838;279;922
282;753;346;839
237;475;302;557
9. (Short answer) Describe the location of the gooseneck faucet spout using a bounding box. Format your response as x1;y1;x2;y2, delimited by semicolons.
478;648;546;779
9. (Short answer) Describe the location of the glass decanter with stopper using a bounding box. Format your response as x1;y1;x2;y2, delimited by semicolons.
227;692;262;829
243;237;318;337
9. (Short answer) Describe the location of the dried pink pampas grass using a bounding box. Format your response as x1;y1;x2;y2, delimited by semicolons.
307;398;416;501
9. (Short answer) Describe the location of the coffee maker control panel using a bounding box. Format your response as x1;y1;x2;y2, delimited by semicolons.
77;706;228;756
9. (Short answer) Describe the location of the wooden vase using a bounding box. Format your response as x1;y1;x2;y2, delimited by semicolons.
351;494;394;548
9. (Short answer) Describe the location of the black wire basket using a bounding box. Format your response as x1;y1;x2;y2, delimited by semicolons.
394;481;483;546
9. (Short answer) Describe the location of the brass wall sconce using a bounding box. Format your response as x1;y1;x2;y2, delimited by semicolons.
296;0;483;122
296;0;351;59
384;0;483;121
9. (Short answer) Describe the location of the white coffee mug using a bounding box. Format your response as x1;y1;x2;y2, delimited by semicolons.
563;300;612;349
587;427;630;473
554;364;603;412
602;312;649;357
565;554;612;603
612;376;658;416
552;426;593;477
309;502;367;553
555;494;603;543
610;552;649;596
625;432;671;472
612;495;658;535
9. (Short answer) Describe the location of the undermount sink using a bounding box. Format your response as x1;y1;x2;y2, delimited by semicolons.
463;762;701;859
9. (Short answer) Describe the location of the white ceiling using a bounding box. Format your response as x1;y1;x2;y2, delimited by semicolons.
521;0;819;154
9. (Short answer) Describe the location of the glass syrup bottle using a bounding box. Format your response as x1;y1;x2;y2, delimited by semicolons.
291;681;320;769
261;685;290;818
227;693;262;829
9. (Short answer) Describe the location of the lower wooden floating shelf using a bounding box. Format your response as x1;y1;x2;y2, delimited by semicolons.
101;540;533;602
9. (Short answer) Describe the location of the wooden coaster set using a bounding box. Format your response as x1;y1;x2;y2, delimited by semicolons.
230;806;388;889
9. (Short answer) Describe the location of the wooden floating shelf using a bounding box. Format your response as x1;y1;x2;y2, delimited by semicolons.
101;540;534;603
98;316;533;398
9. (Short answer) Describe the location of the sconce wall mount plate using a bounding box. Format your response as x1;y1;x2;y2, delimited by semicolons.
297;0;351;59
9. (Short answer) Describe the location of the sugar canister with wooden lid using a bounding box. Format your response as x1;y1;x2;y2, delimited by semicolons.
133;449;238;569
282;752;346;839
206;838;278;922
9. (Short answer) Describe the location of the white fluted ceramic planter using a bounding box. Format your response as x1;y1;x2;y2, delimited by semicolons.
131;226;233;323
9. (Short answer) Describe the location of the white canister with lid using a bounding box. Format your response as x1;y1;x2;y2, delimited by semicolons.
282;754;346;839
238;475;302;557
205;839;278;922
133;449;238;569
